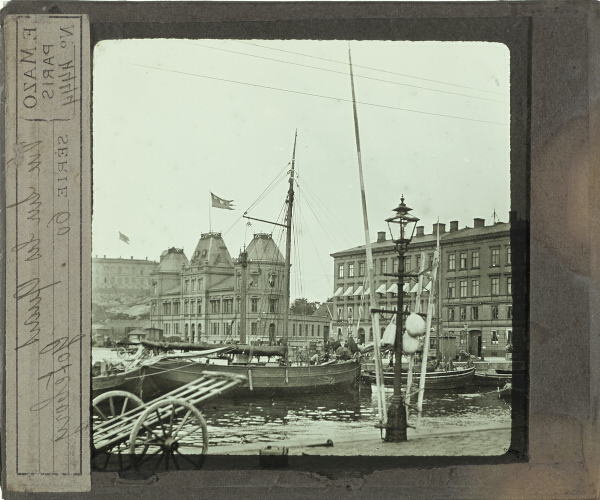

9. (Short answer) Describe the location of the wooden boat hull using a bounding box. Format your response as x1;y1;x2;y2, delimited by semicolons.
143;358;361;397
367;366;476;390
473;371;512;386
92;366;143;399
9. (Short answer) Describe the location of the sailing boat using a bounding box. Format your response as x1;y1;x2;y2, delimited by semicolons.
365;245;475;391
140;134;361;397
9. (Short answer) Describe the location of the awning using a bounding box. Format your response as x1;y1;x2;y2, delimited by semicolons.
375;284;387;294
333;286;343;297
387;283;398;294
343;286;354;296
403;283;410;293
410;281;430;293
353;286;364;296
363;288;370;296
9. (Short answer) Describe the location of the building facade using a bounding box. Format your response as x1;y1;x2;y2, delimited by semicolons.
330;217;513;359
92;256;158;295
150;233;329;348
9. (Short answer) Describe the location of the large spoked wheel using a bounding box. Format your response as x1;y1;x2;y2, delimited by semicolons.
129;398;208;472
92;391;144;471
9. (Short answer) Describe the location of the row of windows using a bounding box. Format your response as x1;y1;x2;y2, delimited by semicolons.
447;276;511;298
447;246;510;272
94;265;151;275
336;246;511;280
183;277;204;293
162;321;328;341
338;259;398;279
155;297;282;316
291;323;325;337
162;322;202;338
235;273;279;289
432;329;512;349
96;276;148;286
447;304;512;321
158;299;203;316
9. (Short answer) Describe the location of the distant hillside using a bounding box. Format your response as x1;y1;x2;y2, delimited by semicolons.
92;293;152;322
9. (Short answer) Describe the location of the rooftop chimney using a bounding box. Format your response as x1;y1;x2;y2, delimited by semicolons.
103;255;106;258
131;256;133;259
377;231;386;243
416;226;425;237
449;221;459;232
474;218;485;228
433;223;446;235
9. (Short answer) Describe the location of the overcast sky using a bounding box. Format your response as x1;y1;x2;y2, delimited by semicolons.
93;39;510;302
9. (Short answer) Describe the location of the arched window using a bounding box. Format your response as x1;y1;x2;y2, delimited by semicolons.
184;324;189;340
191;324;196;342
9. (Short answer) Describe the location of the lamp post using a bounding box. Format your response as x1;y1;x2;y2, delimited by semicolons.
384;196;419;442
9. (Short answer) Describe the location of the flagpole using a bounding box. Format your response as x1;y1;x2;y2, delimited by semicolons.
209;191;212;232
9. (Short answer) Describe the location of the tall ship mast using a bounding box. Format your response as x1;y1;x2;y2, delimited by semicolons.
281;131;297;348
140;132;361;397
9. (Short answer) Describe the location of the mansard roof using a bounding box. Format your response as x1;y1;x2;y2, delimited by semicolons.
246;233;284;263
157;247;189;272
190;232;233;268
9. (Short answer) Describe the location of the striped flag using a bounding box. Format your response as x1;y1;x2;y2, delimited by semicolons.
211;192;234;210
119;232;130;244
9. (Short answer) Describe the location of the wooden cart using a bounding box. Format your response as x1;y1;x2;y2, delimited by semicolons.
92;370;246;472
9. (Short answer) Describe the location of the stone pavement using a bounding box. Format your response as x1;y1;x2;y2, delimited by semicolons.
208;421;512;457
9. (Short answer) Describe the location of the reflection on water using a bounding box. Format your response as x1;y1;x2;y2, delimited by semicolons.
200;385;511;448
92;383;511;473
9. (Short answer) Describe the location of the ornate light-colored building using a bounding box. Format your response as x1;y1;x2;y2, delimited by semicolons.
331;217;513;359
150;232;330;348
92;256;158;295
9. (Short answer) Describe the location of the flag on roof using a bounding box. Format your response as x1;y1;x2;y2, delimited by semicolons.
119;232;130;244
211;192;234;210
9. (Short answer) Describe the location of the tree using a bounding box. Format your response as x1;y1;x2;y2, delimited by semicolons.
290;298;320;316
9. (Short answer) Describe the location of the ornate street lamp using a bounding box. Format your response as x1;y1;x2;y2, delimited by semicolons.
384;196;419;442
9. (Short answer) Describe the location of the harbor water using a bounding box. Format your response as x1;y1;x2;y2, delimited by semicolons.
200;384;511;451
92;348;513;460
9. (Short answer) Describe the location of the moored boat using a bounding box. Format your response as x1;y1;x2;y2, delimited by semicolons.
367;366;476;390
92;364;143;399
142;357;361;397
141;134;362;397
473;370;512;386
92;344;149;398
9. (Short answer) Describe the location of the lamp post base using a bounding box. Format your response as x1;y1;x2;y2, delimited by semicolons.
384;396;408;442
